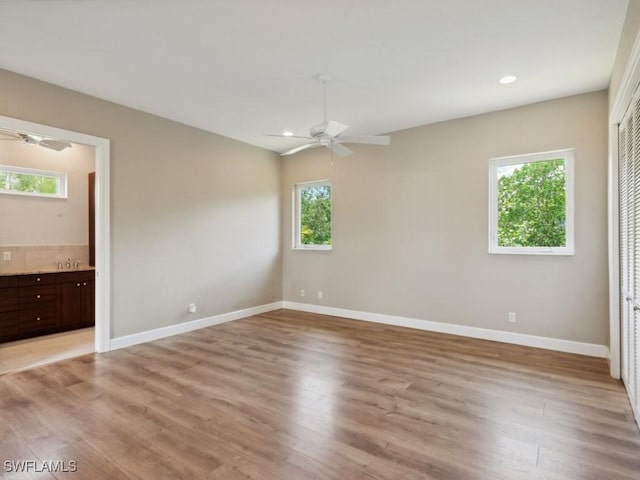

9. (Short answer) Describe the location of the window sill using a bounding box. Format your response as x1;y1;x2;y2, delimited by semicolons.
292;245;333;251
489;247;574;256
0;190;67;199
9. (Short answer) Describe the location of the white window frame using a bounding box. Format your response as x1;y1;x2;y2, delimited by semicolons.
488;148;574;255
293;179;332;251
0;164;67;199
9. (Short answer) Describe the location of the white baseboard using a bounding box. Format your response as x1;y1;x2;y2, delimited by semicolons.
109;301;284;351
108;299;609;359
282;301;609;359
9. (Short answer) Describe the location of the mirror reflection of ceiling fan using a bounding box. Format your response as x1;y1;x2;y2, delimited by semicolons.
266;74;390;157
0;129;72;151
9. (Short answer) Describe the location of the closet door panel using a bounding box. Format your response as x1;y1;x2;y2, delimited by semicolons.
620;120;630;386
619;95;639;422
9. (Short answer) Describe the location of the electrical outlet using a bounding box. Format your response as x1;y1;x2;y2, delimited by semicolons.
2;251;10;261
188;303;197;313
318;291;323;299
508;312;517;323
299;289;305;297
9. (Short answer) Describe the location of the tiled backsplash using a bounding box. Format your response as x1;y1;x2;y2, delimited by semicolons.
0;245;90;274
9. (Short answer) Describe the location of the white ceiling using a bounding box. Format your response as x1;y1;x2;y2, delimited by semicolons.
0;0;629;153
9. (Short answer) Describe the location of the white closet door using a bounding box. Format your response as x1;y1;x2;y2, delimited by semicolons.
619;92;639;423
636;303;640;420
632;98;640;415
620;116;630;387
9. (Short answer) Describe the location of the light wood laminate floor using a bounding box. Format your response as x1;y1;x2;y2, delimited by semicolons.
0;309;638;479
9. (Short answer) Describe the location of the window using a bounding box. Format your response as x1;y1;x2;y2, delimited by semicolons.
293;180;332;250
0;165;67;198
489;149;574;255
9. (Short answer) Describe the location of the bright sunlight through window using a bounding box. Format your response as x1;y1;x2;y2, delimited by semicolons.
293;180;332;250
0;165;67;199
489;149;574;255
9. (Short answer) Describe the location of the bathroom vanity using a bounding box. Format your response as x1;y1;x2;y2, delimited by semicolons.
0;269;94;343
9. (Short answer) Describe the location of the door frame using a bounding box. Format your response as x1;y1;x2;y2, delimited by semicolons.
0;114;111;352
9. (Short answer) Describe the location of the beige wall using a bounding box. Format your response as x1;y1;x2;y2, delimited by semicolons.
0;68;282;338
0;140;94;246
610;0;640;110
282;91;609;345
0;66;609;345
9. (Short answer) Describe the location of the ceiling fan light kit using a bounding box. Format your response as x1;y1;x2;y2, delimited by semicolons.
266;74;390;157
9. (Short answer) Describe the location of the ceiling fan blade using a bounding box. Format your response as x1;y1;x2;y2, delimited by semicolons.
0;131;23;141
329;142;353;157
264;134;313;139
338;135;390;146
281;142;321;156
39;139;72;151
324;120;348;138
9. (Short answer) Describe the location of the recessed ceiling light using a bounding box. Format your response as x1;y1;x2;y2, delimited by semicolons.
498;75;517;85
283;130;293;137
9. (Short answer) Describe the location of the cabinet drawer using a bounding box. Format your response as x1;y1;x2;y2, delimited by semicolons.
0;310;56;336
0;288;18;312
19;307;57;329
0;310;19;329
18;273;57;287
18;285;57;305
0;276;18;288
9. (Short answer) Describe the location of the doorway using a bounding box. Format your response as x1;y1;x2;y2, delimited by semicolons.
0;114;110;368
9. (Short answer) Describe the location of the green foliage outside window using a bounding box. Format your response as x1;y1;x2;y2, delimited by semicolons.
300;185;331;245
0;170;59;195
497;159;566;247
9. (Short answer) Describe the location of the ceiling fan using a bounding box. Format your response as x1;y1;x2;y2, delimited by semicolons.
0;129;72;151
266;75;390;157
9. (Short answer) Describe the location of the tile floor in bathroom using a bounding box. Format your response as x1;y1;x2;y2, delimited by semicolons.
0;327;94;375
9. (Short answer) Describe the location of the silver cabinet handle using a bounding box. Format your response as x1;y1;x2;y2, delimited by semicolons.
36;317;41;321
36;294;40;299
36;278;40;282
76;283;80;287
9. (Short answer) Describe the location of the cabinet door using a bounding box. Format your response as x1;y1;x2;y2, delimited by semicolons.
80;279;95;327
0;287;18;313
59;280;83;327
59;280;95;328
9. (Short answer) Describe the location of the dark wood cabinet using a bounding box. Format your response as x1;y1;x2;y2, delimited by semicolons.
0;270;95;343
18;280;58;333
58;271;95;329
0;283;18;313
